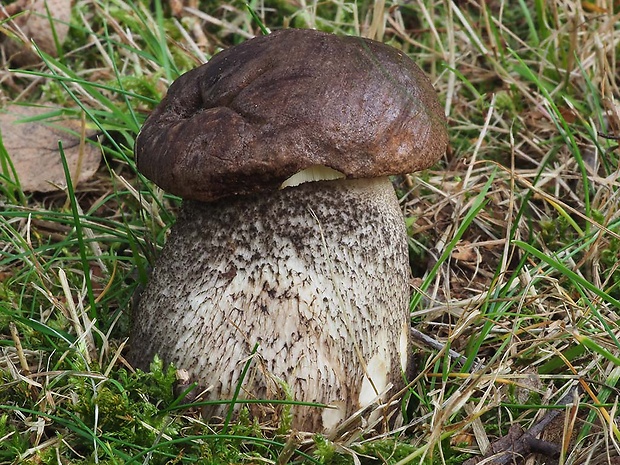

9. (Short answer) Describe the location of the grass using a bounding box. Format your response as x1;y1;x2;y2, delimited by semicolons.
1;0;620;463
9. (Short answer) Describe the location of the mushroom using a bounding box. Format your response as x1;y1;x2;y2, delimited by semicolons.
130;28;448;433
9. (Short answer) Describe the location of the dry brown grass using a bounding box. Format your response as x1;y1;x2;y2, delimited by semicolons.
398;1;620;463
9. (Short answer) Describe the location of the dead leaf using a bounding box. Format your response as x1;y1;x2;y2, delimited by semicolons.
0;105;101;192
452;241;480;263
169;0;184;17
0;0;73;66
558;106;578;124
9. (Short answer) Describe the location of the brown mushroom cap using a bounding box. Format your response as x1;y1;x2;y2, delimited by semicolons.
136;28;448;202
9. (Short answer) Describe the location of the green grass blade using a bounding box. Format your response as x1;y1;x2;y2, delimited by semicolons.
57;141;98;322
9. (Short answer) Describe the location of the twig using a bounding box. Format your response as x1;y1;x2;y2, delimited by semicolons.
597;131;620;140
410;328;483;371
463;386;580;465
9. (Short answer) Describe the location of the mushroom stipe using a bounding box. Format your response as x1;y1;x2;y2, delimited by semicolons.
130;28;448;433
131;178;412;432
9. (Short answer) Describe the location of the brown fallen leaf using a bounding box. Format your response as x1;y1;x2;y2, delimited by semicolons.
452;240;480;263
0;0;73;66
0;105;101;192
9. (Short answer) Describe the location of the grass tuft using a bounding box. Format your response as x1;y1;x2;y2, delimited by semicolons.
1;0;620;463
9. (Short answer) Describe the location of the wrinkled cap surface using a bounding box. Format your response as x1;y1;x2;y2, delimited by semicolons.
136;28;448;201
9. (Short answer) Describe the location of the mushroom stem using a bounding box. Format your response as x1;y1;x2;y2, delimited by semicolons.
130;177;412;432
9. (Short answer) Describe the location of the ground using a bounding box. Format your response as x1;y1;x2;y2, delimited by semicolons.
0;0;619;464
